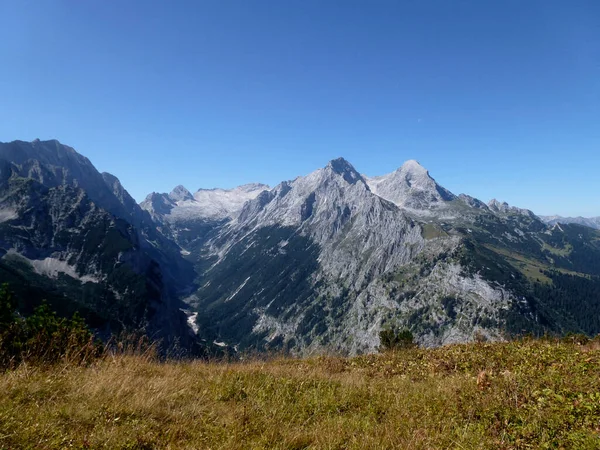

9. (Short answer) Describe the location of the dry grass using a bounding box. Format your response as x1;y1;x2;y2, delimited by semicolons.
1;339;600;449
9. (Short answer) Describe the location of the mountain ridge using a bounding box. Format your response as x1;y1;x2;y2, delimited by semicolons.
540;215;600;230
2;139;600;356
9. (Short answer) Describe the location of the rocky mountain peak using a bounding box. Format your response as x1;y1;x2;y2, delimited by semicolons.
233;159;377;232
366;160;455;209
0;140;133;222
140;192;175;219
488;199;537;219
399;159;427;173
13;139;92;168
488;199;507;210
325;157;365;185
169;185;194;202
395;159;440;187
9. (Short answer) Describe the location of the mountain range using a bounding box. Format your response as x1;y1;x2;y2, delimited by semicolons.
1;139;600;355
540;215;600;230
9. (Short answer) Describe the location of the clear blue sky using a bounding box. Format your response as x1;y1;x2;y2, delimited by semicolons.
1;1;599;216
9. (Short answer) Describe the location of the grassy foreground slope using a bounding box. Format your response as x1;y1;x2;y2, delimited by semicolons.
1;339;600;449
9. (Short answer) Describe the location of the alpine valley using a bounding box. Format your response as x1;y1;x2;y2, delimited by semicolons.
2;139;600;356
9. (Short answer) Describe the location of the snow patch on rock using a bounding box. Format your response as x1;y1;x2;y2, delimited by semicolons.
0;208;18;223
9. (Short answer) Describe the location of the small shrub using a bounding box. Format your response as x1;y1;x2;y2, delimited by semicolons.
473;330;488;343
441;296;458;319
379;327;415;351
562;332;589;346
0;283;16;327
0;284;103;368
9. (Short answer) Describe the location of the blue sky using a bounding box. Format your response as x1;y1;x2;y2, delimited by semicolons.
1;1;599;216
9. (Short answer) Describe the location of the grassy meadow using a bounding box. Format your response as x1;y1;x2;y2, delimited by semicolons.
1;338;600;449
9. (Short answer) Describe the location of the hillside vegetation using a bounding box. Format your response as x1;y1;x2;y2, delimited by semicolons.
1;338;600;449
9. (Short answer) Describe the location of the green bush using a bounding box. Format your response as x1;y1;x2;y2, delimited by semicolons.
0;283;16;327
0;284;103;368
379;327;415;351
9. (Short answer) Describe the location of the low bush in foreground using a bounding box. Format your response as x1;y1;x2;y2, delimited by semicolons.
1;338;600;449
379;327;415;351
0;284;103;368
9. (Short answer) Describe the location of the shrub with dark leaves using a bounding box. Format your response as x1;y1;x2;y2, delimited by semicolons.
0;284;103;368
379;327;415;351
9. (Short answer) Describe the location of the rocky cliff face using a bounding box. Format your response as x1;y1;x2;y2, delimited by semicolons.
225;158;424;285
0;140;197;351
189;159;431;354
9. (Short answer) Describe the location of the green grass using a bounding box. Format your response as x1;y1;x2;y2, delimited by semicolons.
421;223;448;240
483;244;590;284
541;242;572;257
1;338;600;449
483;244;553;284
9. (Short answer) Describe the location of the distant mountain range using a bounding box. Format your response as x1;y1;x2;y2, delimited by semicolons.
1;139;600;355
540;215;600;230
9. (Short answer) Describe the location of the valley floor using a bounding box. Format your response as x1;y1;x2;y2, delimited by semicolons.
1;339;600;449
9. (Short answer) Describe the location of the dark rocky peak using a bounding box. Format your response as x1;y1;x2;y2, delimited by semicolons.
140;192;176;219
0;140;130;219
2;139;93;171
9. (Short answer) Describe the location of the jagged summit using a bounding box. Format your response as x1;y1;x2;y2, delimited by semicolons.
366;160;455;209
235;158;375;230
400;159;427;172
487;199;536;218
140;192;175;219
325;157;365;185
488;199;506;209
169;185;194;202
394;159;445;188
